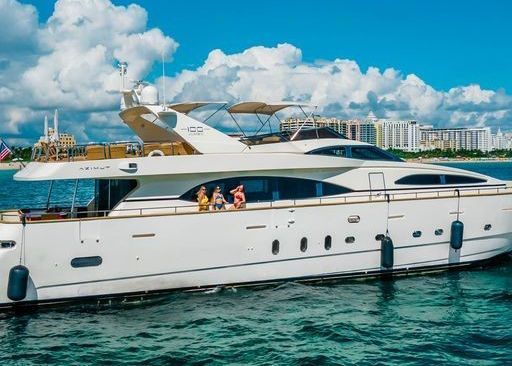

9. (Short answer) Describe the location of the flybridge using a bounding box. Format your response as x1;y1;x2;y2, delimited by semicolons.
117;62;321;154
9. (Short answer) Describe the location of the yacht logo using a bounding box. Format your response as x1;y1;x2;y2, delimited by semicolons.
79;165;111;171
183;126;205;135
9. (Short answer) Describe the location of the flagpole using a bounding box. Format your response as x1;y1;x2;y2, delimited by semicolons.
0;138;26;168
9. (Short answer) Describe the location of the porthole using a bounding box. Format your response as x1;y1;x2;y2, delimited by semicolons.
345;236;355;244
484;224;492;231
412;231;422;238
0;240;16;249
71;256;102;268
300;237;308;252
435;229;444;236
324;235;332;250
272;240;280;255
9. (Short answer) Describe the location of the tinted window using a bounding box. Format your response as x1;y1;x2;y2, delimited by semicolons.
71;256;102;268
396;174;486;185
311;146;347;157
395;174;442;185
309;145;401;161
350;146;399;161
95;179;138;211
444;175;486;184
180;176;351;202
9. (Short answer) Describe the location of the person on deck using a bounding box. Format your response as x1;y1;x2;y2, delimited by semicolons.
230;185;246;209
211;186;228;210
197;186;210;211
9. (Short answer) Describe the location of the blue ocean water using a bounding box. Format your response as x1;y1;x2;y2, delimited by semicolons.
1;163;511;365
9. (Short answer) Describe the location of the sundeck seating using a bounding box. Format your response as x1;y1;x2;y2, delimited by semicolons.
32;141;197;162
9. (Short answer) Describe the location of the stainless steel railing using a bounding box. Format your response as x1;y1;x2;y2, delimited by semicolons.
1;185;510;223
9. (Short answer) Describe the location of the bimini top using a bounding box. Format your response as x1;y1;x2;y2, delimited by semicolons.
167;101;227;114
241;127;346;145
227;102;313;115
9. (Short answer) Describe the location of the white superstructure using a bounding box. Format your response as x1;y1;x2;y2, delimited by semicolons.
1;79;511;310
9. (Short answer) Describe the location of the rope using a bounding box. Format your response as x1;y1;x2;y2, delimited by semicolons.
385;193;390;236
455;189;461;221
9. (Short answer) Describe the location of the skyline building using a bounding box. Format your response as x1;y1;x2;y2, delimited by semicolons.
281;112;505;152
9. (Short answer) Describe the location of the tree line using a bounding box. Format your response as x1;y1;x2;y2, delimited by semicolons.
388;148;512;160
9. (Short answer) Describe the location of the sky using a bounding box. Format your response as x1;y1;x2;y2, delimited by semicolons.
1;0;511;145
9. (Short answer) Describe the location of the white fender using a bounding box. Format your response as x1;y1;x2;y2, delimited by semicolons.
148;150;164;157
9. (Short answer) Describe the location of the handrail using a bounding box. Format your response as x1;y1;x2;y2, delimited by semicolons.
1;185;510;223
31;140;199;163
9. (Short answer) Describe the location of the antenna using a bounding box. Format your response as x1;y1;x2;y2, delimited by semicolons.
44;115;49;143
118;62;127;91
162;51;166;110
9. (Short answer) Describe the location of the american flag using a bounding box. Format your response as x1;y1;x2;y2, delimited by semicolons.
0;139;12;161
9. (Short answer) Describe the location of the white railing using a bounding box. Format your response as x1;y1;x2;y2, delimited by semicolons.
1;185;510;223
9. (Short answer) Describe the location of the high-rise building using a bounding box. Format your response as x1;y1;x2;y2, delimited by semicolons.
419;126;492;152
280;116;376;145
492;128;509;150
381;120;420;152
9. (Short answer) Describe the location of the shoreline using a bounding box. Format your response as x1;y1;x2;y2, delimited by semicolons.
0;162;24;170
406;158;512;164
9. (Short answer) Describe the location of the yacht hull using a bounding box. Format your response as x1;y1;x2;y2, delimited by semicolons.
1;192;512;309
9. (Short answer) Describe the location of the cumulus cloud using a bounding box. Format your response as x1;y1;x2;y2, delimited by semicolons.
0;1;510;146
0;0;177;144
158;43;512;132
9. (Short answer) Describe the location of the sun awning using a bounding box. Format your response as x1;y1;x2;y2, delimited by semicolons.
167;101;227;114
227;102;313;115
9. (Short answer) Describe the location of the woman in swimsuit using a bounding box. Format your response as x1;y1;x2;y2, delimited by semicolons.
211;186;227;210
197;185;210;211
230;185;246;209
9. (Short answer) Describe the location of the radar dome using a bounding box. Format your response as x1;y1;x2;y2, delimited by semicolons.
140;85;159;105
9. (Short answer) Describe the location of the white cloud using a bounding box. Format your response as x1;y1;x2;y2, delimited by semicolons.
160;43;512;131
0;0;178;144
0;1;510;146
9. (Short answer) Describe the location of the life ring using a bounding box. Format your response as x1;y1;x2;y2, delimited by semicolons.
148;150;164;157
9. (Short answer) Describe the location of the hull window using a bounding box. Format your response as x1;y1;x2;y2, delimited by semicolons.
71;256;103;268
395;174;486;185
272;240;280;255
324;235;332;250
412;231;422;238
345;236;355;244
180;176;351;203
300;237;308;252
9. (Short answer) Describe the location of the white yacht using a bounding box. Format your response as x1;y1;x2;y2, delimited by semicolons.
1;78;512;310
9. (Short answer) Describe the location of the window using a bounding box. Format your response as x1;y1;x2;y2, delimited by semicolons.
71;256;102;268
395;174;486;186
395;174;442;185
310;146;347;157
308;145;401;161
272;240;280;255
324;235;332;250
300;237;308;252
444;175;486;184
95;179;138;211
180;177;351;203
350;146;398;161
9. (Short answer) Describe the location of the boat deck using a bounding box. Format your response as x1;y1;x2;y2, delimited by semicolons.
31;141;197;162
